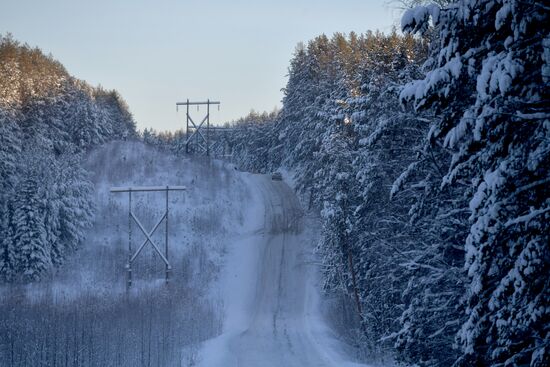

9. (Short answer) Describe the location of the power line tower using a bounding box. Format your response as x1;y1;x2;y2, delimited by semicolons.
176;99;220;156
110;185;186;288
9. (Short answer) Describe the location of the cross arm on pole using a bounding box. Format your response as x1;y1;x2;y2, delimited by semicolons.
176;101;220;106
110;186;187;193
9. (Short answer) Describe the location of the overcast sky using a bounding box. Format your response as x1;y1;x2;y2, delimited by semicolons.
1;0;403;131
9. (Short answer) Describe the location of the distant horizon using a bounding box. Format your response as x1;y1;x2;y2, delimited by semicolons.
1;0;403;132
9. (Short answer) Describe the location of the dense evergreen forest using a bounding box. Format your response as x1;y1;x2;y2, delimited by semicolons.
1;0;548;365
0;34;137;281
218;2;548;366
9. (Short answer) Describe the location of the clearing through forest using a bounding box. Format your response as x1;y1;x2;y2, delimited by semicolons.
196;174;367;367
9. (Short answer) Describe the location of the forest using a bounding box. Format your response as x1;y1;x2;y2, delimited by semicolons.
0;35;229;366
221;2;548;366
0;34;137;281
0;0;548;366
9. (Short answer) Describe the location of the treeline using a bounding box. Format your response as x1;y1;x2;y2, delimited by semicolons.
0;34;137;281
142;128;186;153
226;1;549;366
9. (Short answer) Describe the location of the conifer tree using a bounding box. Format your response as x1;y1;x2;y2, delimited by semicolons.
0;200;16;281
0;34;135;280
401;1;550;365
12;171;49;281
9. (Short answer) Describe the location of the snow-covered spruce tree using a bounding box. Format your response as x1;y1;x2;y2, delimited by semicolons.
392;132;469;366
0;111;21;281
228;111;278;173
400;1;549;365
95;88;137;141
51;152;94;265
0;200;17;281
0;110;21;189
0;34;135;154
65;81;112;148
346;34;436;358
0;35;134;280
275;42;316;175
11;166;49;281
32;148;95;268
3;144;95;280
0;35;22;110
280;35;338;195
315;108;364;333
20;87;72;154
346;30;471;367
314;90;360;312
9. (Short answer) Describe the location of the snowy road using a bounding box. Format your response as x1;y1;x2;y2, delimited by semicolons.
197;174;364;367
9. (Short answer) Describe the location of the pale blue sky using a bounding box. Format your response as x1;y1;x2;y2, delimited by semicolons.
1;0;403;131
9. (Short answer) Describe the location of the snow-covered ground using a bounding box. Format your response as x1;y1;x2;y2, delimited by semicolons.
1;141;372;366
4;140;249;299
0;141;251;366
196;173;369;366
80;142;372;365
78;140;249;294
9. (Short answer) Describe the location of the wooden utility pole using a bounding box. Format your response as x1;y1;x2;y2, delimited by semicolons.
110;186;186;288
176;100;220;156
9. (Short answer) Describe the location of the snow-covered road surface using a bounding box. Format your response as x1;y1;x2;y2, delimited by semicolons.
197;174;365;367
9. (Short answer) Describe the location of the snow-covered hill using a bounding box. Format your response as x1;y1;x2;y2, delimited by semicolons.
0;141;256;366
1;141;373;366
